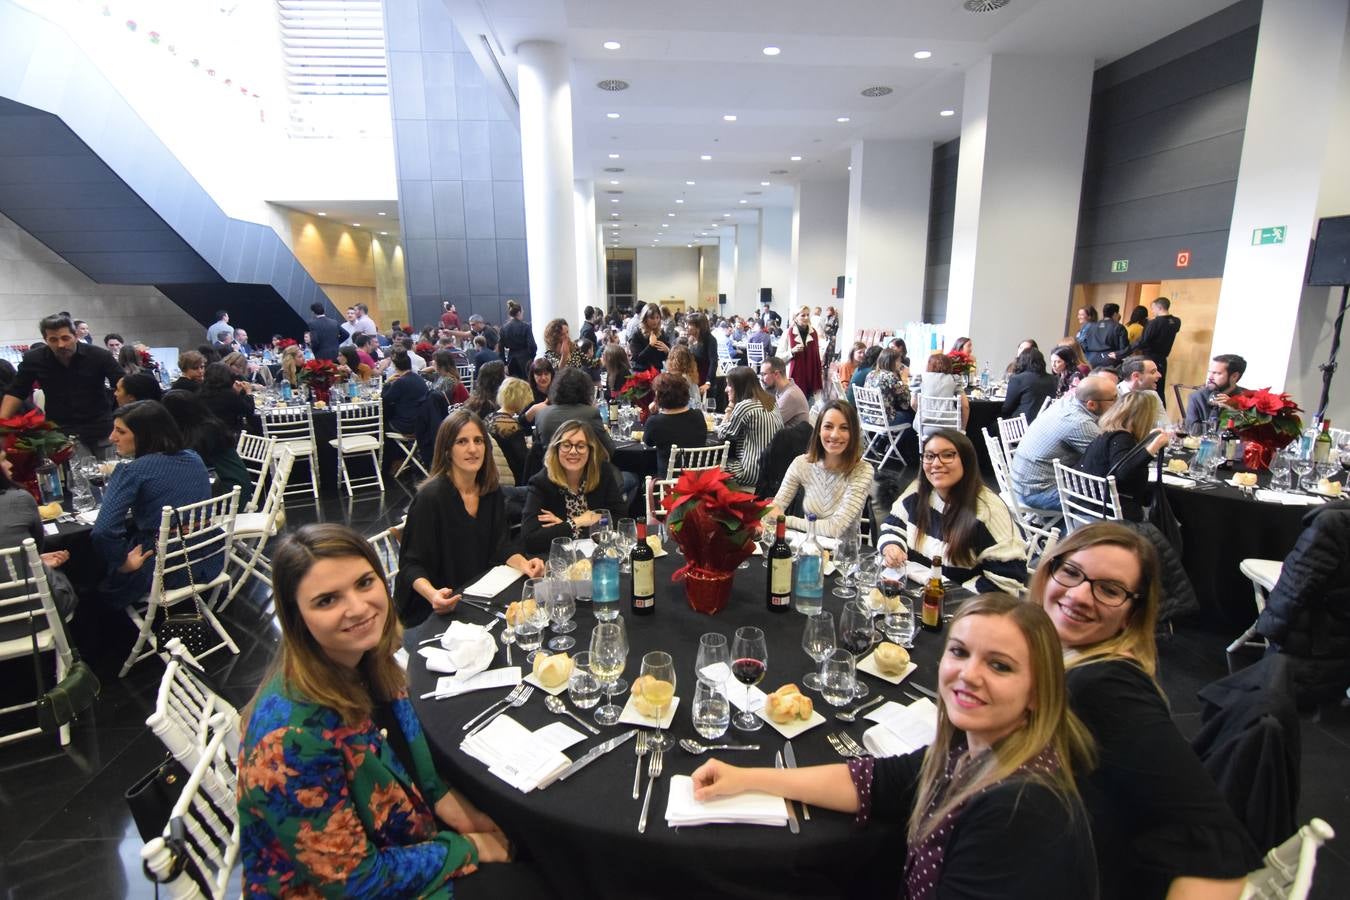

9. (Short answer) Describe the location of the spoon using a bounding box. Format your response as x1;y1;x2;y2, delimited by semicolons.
678;739;761;755
835;695;887;723
544;694;600;735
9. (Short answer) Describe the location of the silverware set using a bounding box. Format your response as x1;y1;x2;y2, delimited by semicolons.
637;744;665;833
461;683;532;735
825;731;867;759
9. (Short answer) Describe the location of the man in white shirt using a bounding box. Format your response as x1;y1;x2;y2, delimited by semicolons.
206;310;232;346
759;356;808;428
352;303;378;337
1117;356;1170;428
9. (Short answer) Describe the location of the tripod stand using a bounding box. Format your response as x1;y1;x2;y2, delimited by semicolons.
1315;284;1349;421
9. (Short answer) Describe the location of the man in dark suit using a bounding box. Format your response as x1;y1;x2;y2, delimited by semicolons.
1114;296;1182;405
305;301;343;361
758;298;781;331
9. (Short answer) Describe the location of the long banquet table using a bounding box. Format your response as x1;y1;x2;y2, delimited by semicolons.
407;553;950;899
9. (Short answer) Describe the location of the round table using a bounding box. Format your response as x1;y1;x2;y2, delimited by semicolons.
407;555;947;900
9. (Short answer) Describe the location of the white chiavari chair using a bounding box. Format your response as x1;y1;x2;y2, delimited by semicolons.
329;400;385;496
854;385;910;469
220;449;296;609
666;442;730;479
233;433;275;513
0;539;77;747
917;393;961;437
1053;459;1123;533
145;641;240;771
260;405;320;501
1241;818;1335;900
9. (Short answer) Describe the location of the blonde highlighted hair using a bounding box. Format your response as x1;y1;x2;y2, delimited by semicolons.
1099;389;1161;442
544;419;610;493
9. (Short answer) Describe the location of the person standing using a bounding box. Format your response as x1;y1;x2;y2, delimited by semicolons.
1184;354;1247;431
73;320;94;345
440;301;460;329
1125;305;1149;344
305;301;343;361
497;299;536;380
759;356;808;428
352;303;379;338
1116;297;1182;405
1080;303;1129;367
206;310;232;346
783;306;824;400
1;314;125;452
758;297;781;331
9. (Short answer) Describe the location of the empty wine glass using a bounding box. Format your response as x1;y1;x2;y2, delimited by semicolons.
839;600;875;698
800;611;836;691
548;537;575;580
832;530;861;597
695;633;730;687
588;622;628;727
730;626;768;732
616;518;638;573
544;579;576;651
758;523;776;568
639;650;677;750
1290;456;1314;492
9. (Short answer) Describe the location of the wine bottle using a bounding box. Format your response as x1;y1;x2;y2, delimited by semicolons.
766;515;792;613
630;521;655;615
1313;419;1332;465
921;554;945;633
1221;418;1242;463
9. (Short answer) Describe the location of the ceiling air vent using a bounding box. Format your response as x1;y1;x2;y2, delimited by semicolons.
861;86;893;97
597;79;630;91
963;0;1010;12
603;167;625;173
605;190;624;195
769;169;789;175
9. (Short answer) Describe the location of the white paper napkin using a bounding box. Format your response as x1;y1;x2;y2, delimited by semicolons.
459;715;585;792
1255;489;1325;506
393;647;409;671
862;699;938;757
433;621;497;678
463;565;524;598
1160;473;1197;489
664;775;788;827
787;531;841;551
421;666;522;700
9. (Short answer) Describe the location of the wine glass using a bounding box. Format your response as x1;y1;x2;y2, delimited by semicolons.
691;680;730;740
800;611;835;691
548;537;575;580
881;595;917;649
616;518;638;573
832;529;861;598
757;523;776;568
544;578;576;651
588;622;628;727
730;626;768;732
695;633;730;687
639;650;677;750
1269;453;1292;492
839;600;875;698
568;652;602;709
1290;456;1314;492
819;649;857;708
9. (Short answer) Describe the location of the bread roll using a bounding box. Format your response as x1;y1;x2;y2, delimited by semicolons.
505;598;539;627
765;684;814;724
1318;478;1342;496
630;674;675;718
1233;472;1257;487
566;559;592;581
873;642;910;676
531;652;574;688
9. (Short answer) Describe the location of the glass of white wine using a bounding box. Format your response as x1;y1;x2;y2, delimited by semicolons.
589;622;628;727
639;650;677;750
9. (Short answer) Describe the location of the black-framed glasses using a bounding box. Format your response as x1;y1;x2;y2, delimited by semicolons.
1048;559;1141;608
559;441;589;454
921;450;959;466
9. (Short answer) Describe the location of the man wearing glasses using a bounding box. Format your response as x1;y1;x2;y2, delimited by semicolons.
1010;375;1118;513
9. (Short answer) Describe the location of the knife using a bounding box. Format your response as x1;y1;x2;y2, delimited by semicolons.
782;740;809;821
545;729;638;787
775;752;800;834
909;682;938;700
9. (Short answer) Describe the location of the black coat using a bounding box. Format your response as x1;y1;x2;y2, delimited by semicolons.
499;317;537;380
754;420;813;501
520;465;625;554
306;315;344;361
1001;372;1057;423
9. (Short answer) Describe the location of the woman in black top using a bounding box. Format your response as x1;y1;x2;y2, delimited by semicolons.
199;362;257;438
394;410;544;626
600;344;631;403
160;390;253;502
692;593;1098;899
628;305;670;371
1033;523;1258;899
684;312;716;387
1001;348;1058;423
520;420;625;554
1076;391;1170;521
464;360;505;420
642;372;708;478
497;299;537;380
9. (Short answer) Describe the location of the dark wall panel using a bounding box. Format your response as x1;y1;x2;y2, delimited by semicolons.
922;138;959;323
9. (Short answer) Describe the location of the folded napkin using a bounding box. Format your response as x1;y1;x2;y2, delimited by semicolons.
664;775;788;827
1160;473;1196;489
426;621;497;678
423;666;522;699
862;699;938;757
787;531;841;552
463;565;524;598
1255;489;1325;507
393;647;409;671
460;715;585;792
569;538;596;558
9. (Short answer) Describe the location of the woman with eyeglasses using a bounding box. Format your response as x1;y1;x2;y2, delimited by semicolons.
1032;523;1257;900
520;420;626;554
877;428;1026;595
394;410;544;626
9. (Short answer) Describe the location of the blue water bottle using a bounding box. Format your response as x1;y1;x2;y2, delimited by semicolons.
280;381;293;401
592;516;621;621
794;514;824;615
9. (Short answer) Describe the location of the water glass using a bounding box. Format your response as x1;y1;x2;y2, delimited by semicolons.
800;611;835;691
616;518;638;573
515;619;544;660
695;633;730;686
548;537;575;580
568;652;602;709
691;680;731;740
882;600;918;648
758;525;776;568
819;649;858;708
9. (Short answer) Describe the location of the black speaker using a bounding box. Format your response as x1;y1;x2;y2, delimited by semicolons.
1307;215;1350;286
718;293;727;305
836;275;846;299
759;287;772;303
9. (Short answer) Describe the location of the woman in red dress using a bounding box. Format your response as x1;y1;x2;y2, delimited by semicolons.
784;306;823;399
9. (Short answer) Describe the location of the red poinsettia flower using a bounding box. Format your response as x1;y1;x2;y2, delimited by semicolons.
414;341;435;357
946;350;976;375
663;467;771;577
617;368;660;404
275;338;298;351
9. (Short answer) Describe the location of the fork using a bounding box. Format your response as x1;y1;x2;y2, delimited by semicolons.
632;731;650;799
826;732;864;759
466;686;534;738
837;732;867;757
637;746;664;833
461;683;527;731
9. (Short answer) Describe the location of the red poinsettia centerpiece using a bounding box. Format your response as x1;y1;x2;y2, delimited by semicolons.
662;468;771;614
1226;388;1303;470
946;349;976;376
414;341;435;357
297;358;341;402
275;338;298;352
617;367;659;404
0;409;75;501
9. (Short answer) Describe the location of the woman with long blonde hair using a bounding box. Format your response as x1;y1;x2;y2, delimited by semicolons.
279;344;303;387
238;524;518;896
783;305;823;398
1076;389;1170;520
690;593;1098;898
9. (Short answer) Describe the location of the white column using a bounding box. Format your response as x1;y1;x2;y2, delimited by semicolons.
843;139;932;339
1214;0;1350;394
516;40;578;346
717;229;737;308
947;54;1093;356
758;205;793;310
790;178;849;316
734;216;761;318
573;178;600;323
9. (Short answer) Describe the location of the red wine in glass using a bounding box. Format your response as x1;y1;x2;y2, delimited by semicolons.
842;628;874;656
731;658;767;686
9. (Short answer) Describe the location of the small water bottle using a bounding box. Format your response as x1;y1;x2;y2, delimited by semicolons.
592;516;621;620
347;379;359;399
159;365;172;390
280;381;293;401
979;364;990;393
36;458;63;505
303;347;315;362
794;514;824;615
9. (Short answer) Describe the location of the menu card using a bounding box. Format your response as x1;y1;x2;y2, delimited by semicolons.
861;699;938;757
460;715;585;792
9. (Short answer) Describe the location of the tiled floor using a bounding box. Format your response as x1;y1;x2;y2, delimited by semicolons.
0;475;1346;899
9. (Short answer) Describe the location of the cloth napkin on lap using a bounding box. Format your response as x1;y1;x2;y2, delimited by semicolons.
664;775;789;827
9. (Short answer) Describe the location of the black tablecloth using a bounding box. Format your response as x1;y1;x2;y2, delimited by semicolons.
407;556;946;899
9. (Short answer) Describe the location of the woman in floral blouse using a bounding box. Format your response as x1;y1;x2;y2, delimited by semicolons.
238;523;515;896
542;318;590;370
863;347;914;426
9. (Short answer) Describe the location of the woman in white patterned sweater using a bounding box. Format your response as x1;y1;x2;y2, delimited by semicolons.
878;428;1027;595
770;400;874;539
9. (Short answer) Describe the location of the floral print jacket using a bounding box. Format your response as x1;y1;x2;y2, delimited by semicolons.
237;676;477;897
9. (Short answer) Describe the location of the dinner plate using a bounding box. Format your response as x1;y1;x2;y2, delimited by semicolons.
524;671;570;696
618;694;680;730
856;653;918;686
755;705;826;738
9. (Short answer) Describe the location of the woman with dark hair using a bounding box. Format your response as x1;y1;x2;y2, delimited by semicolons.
863;347;914;426
642;371;708;477
542;318;588;370
629;304;670;370
919;352;970;430
199;362;257;438
91;400;214;606
1075;305;1099;346
1049;345;1085;398
430;349;469;406
887;337;911;369
160;389;253;501
837;342;867;391
498;299;537;379
113;372;163;405
381;349;429;437
239;524;526;896
464;360;506;420
0;447;75;617
117;344;145;377
394;411;543;626
684;312;716;387
521;420;626;554
528;357;555;406
534;366;615;456
770;400;873;539
716;366;782;490
878;427;1026;594
1126;305;1149;344
1002;348;1057;423
846;345;883;406
600;343;631;404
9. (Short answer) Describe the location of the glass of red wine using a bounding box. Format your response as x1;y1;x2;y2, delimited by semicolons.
839;601;875;698
730;626;768;732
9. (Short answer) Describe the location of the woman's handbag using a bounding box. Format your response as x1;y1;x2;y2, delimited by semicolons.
150;511;213;658
27;612;101;733
125;753;190;842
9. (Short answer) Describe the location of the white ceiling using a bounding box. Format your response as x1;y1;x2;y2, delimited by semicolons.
461;0;1239;249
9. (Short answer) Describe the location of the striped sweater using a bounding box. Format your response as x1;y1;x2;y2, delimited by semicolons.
877;484;1028;595
774;455;875;539
716;398;782;489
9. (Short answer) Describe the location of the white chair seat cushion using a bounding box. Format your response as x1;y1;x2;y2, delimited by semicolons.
0;627;54;662
1239;559;1283;592
274;440;313;456
232;512;274;538
330;434;381;452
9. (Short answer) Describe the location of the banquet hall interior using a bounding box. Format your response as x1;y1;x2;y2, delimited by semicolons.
1;0;1349;897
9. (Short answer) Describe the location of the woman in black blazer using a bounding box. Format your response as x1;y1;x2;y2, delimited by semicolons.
520;420;626;554
1001;348;1058;423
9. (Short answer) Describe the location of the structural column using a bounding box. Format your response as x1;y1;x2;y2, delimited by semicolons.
842;139;932;339
734;215;761;319
573;178;600;322
516;40;578;346
790;178;849;317
946;54;1093;356
758;205;793;311
718;228;737;309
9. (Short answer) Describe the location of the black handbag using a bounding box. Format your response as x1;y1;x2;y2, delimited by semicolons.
150;511;214;658
125;752;190;843
24;547;101;734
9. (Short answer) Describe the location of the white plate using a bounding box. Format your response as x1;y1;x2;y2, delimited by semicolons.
1226;477;1259;489
618;694;680;730
856;654;918;686
1310;485;1344;499
755;705;827;738
523;671;570;696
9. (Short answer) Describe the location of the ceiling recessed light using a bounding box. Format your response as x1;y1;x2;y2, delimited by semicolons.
913;50;932;60
675;199;684;203
316;211;327;216
685;180;696;186
379;231;388;235
723;114;737;122
351;223;360;227
940;109;956;117
762;46;780;56
611;212;619;216
790;155;802;161
722;213;731;217
738;199;747;204
847;166;852;171
603;40;621;50
606;112;620;119
760;181;771;186
687;244;693;248
661;223;669;228
610;198;619;203
608;152;620;159
836;116;850;123
711;223;719;227
609;179;619;185
700;154;712;160
667;212;676;217
377;211;386;216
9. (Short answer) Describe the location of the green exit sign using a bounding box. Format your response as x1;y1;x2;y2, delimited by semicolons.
1110;259;1129;273
1252;226;1286;246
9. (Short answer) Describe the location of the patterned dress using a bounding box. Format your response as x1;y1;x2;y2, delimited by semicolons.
237;676;477;897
